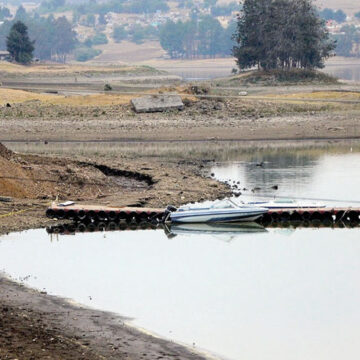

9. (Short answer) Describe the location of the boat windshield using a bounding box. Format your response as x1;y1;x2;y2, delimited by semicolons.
273;199;295;204
210;200;237;209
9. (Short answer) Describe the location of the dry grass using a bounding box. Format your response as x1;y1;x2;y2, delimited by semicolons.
0;88;134;107
265;91;360;101
46;93;135;106
0;86;197;107
0;62;158;77
0;89;59;105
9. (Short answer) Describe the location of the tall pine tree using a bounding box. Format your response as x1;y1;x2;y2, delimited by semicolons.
233;0;335;70
6;21;34;64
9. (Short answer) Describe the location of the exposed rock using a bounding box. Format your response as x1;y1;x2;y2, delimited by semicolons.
131;95;184;113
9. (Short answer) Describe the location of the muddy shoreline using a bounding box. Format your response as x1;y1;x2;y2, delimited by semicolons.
0;276;211;360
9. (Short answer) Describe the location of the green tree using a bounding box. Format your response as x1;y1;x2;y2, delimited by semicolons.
160;20;185;58
53;16;76;62
113;25;127;42
233;0;335;70
14;5;27;21
198;16;223;57
6;21;34;64
333;25;360;57
319;8;346;23
91;32;108;45
0;7;11;20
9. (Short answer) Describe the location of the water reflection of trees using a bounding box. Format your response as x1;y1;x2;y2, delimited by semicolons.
248;153;314;194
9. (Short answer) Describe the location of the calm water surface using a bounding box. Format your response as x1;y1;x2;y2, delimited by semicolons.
1;147;360;360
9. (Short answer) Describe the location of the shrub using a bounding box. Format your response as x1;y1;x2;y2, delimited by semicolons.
74;47;101;62
91;32;108;45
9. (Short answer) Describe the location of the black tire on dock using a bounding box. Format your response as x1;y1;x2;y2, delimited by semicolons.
311;219;322;227
119;211;127;221
97;211;107;222
56;209;65;219
107;222;117;231
322;218;333;227
97;222;106;231
311;212;323;221
138;211;149;223
302;211;311;221
87;223;96;232
270;212;279;221
261;213;272;223
88;210;96;221
46;209;55;218
77;223;87;232
348;211;359;222
66;210;76;220
126;212;137;224
290;212;302;221
66;223;76;233
302;220;310;228
108;211;117;222
77;210;87;222
323;212;333;222
335;211;345;222
280;212;290;221
119;222;127;230
349;221;359;228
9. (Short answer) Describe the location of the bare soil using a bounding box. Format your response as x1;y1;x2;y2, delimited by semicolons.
1;94;360;142
0;277;209;360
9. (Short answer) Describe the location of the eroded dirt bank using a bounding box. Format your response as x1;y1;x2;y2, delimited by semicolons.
0;143;229;236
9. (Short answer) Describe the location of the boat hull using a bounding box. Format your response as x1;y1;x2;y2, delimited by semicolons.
170;209;267;223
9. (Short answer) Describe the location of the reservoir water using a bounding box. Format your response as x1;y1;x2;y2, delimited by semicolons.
1;145;360;360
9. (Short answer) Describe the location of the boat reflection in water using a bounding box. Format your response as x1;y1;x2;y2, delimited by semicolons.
47;221;267;242
164;222;267;241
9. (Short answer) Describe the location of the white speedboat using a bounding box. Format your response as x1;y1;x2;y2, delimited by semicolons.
169;199;268;224
242;199;325;209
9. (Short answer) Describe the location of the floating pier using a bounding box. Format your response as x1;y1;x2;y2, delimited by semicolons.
46;203;165;223
263;207;360;223
46;203;360;224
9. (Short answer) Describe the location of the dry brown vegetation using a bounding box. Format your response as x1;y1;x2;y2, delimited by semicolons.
0;62;161;78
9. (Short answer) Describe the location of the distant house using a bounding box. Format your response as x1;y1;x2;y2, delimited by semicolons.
0;50;10;61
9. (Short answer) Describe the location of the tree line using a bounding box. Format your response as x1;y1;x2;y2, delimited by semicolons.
0;6;76;62
160;16;236;59
233;0;335;70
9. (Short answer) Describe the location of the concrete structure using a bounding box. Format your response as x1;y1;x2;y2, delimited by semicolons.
131;94;184;113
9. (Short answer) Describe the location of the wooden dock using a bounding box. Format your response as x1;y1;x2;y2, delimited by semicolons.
46;203;360;224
